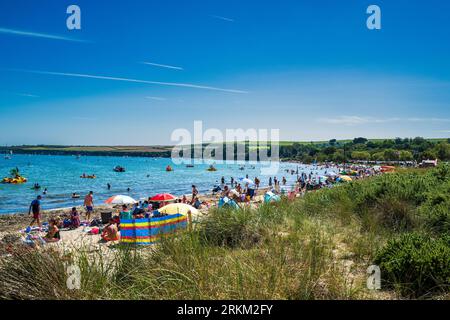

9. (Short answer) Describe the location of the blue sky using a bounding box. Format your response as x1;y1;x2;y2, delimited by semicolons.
1;0;450;145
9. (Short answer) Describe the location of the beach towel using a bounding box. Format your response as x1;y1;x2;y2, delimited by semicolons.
120;214;188;245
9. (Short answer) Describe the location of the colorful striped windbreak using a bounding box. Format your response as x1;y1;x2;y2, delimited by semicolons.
120;214;188;245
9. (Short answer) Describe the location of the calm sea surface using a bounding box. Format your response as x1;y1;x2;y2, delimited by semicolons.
0;155;336;214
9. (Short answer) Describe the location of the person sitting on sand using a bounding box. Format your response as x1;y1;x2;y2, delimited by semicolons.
101;218;120;242
192;197;202;209
44;218;60;243
221;185;230;198
70;207;80;229
119;204;132;220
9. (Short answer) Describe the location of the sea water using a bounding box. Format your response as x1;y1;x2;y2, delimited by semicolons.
0;155;336;214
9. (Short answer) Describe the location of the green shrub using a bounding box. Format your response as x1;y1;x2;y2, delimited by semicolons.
374;233;450;298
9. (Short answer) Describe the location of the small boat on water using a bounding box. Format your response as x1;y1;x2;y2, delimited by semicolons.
186;164;194;168
207;165;217;172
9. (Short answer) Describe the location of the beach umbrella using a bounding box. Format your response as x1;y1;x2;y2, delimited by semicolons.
239;178;255;186
104;195;137;205
150;193;177;202
157;203;199;216
339;175;353;182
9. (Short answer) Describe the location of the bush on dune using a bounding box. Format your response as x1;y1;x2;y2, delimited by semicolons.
374;233;450;298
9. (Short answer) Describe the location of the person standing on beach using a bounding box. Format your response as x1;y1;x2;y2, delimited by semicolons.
28;195;42;229
191;185;199;204
254;177;260;189
84;191;94;221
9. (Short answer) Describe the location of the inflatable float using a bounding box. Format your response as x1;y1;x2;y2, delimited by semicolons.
80;175;97;179
2;176;27;184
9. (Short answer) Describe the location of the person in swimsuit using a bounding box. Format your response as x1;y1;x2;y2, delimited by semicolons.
44;218;60;243
101;218;120;242
28;195;42;229
84;191;94;221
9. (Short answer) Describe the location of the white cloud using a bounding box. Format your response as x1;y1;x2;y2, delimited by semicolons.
318;116;450;125
146;96;166;101
210;15;235;22
15;93;40;98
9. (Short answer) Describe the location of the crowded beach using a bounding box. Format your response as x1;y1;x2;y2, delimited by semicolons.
0;162;390;252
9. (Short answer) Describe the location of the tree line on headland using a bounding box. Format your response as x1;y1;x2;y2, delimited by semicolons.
278;137;450;163
2;137;450;163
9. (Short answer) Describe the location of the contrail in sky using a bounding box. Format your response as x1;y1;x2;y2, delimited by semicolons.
14;69;248;94
0;27;87;42
140;61;184;70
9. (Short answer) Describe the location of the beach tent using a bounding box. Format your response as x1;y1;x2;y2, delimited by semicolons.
157;203;199;216
218;197;239;209
105;195;137;205
264;191;281;203
120;214;188;245
150;193;177;202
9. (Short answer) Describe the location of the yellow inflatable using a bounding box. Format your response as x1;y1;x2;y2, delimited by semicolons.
2;176;28;184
